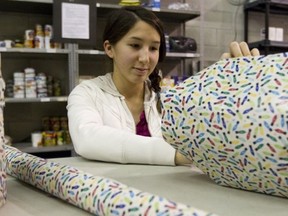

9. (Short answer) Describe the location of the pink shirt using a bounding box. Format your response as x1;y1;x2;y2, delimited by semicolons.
136;111;151;137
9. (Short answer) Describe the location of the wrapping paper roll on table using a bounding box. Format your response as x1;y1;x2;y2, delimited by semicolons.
3;145;216;215
161;52;288;198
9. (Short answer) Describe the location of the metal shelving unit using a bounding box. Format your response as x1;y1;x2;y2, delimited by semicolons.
0;0;72;157
0;1;200;22
0;0;202;157
244;0;288;55
76;2;201;80
96;3;200;22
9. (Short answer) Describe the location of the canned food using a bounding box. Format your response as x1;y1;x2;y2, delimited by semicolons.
34;35;44;48
44;25;53;38
24;39;33;48
25;30;34;40
42;131;57;146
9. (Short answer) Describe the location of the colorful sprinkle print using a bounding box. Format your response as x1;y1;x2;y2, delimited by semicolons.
0;119;6;208
3;145;216;216
0;64;6;207
161;52;288;198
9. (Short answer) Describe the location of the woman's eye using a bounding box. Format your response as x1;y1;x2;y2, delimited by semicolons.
151;46;159;51
130;44;140;48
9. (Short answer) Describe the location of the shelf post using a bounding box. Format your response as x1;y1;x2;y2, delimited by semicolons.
264;0;270;55
68;43;79;92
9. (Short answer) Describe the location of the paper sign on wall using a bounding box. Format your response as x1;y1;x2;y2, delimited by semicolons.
53;0;96;46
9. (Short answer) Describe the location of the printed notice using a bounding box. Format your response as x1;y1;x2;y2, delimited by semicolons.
62;3;89;39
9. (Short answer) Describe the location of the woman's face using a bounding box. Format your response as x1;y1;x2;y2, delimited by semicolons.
104;20;161;86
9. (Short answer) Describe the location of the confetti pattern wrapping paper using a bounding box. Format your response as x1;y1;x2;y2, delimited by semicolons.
0;108;5;208
0;53;6;208
4;145;217;216
161;52;288;198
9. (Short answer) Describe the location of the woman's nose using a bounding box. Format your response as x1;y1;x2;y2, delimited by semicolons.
138;48;149;63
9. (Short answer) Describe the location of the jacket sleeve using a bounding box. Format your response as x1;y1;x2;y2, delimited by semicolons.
67;84;176;166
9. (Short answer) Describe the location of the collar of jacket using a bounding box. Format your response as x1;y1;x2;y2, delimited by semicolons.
94;72;157;106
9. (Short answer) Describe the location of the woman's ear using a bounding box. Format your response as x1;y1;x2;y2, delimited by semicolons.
103;40;113;58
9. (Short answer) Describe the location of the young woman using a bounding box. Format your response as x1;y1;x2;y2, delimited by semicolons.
67;6;259;166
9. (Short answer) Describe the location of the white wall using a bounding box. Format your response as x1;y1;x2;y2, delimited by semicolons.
185;0;246;68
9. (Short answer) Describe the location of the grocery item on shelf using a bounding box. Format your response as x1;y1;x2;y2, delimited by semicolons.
24;68;37;98
36;72;48;98
34;24;44;49
31;116;71;147
119;0;141;6
6;68;62;98
13;72;25;98
31;132;42;147
22;24;60;49
44;24;53;49
24;29;35;48
160;75;188;92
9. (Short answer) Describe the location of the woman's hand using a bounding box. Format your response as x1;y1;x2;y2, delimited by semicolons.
175;151;192;166
221;41;260;59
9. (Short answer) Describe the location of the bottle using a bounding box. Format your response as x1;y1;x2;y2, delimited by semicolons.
34;24;44;49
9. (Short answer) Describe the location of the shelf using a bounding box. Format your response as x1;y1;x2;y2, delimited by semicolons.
0;48;70;54
0;1;200;22
5;96;68;103
96;3;200;22
244;0;288;55
76;49;106;55
76;49;200;58
244;0;288;15
1;0;201;159
12;142;73;154
248;40;288;49
248;40;288;53
166;52;200;58
0;0;53;14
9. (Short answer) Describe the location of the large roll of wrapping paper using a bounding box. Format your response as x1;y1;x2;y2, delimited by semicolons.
161;52;288;198
3;145;217;216
0;53;6;208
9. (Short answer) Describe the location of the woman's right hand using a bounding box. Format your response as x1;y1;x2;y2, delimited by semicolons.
220;41;260;59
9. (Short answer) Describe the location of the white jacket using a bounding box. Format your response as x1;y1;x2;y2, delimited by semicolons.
67;73;176;165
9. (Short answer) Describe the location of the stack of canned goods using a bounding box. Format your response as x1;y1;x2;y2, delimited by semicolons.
24;68;37;98
24;24;60;49
36;73;48;98
1;24;60;49
5;68;61;98
5;80;14;98
13;72;25;98
41;116;71;146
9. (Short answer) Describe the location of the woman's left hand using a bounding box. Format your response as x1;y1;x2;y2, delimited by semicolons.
221;41;260;59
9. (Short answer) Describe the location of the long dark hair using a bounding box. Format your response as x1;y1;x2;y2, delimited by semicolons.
103;6;165;101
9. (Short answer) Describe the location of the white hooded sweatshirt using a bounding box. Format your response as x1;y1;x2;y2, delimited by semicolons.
67;73;176;165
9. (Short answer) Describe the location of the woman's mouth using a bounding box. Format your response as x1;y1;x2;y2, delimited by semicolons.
134;67;149;74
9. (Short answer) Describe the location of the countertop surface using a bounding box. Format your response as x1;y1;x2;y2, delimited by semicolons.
1;156;288;216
